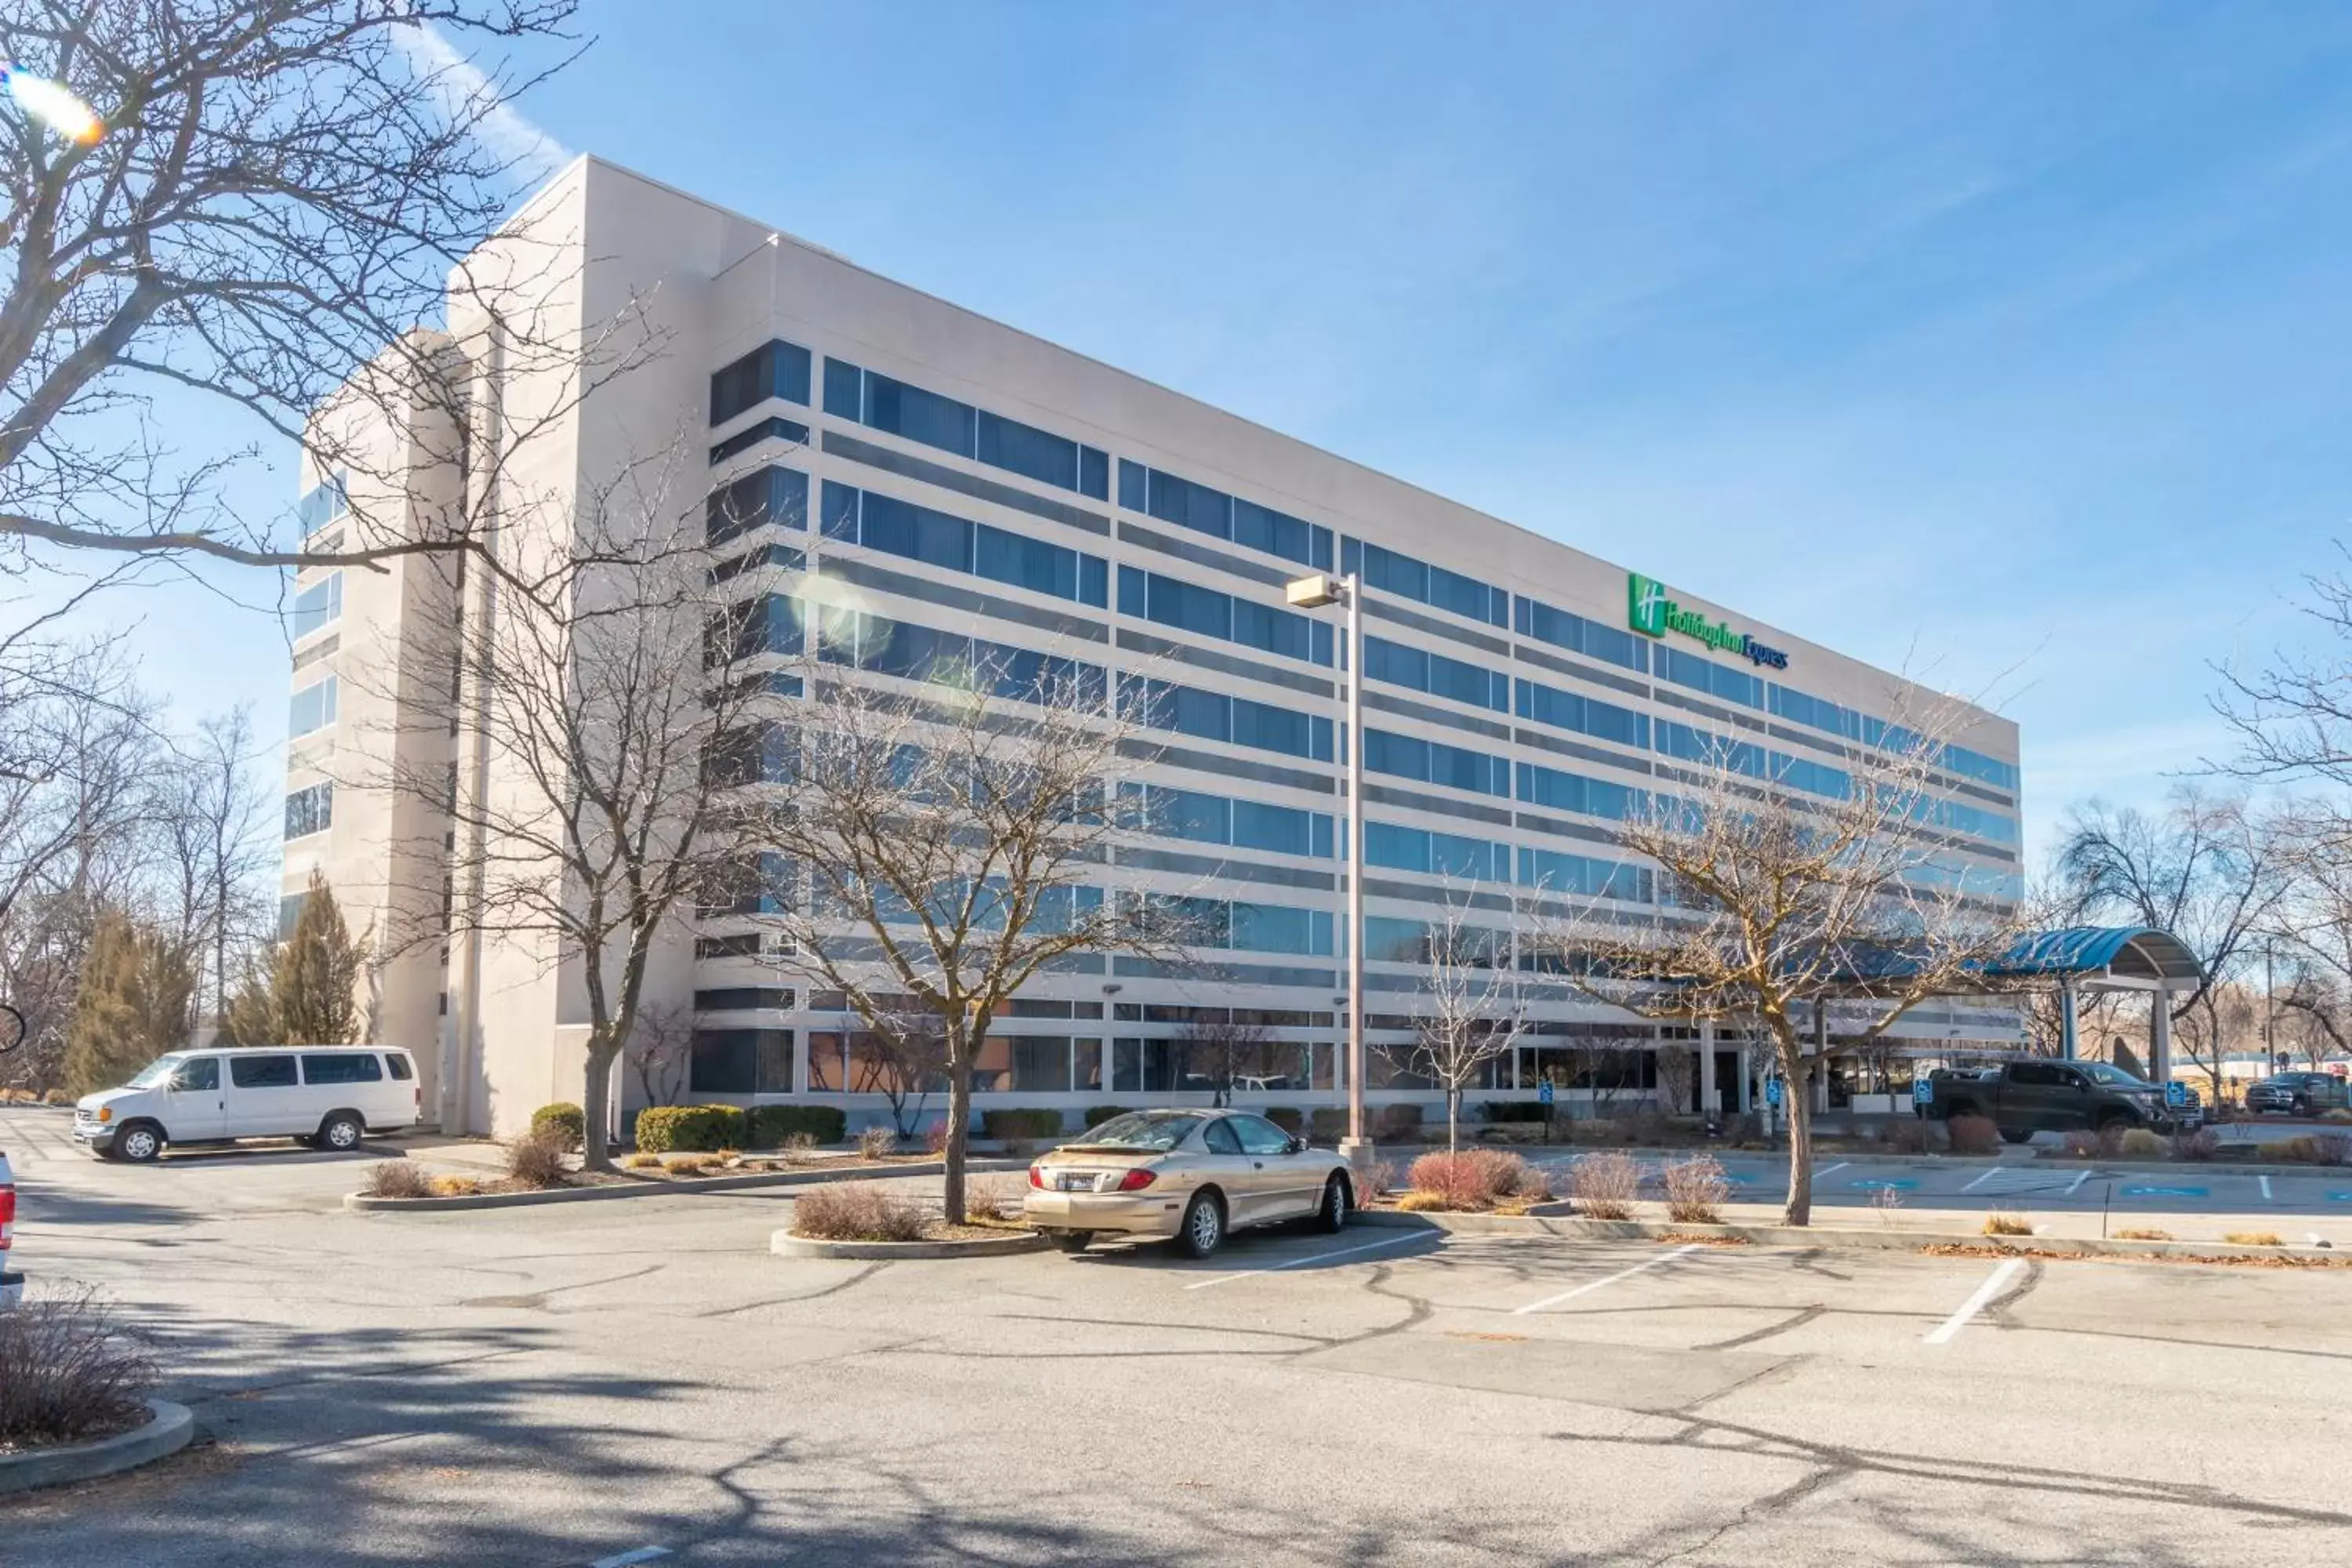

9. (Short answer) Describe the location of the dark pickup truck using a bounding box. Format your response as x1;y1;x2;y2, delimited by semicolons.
1929;1061;2176;1144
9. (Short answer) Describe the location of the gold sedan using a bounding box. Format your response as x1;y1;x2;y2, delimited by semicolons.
1023;1109;1357;1258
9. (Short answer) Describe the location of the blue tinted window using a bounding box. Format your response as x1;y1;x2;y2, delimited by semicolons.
1232;696;1331;760
1118;458;1146;511
1514;678;1648;747
1230;901;1330;956
976;521;1084;601
1517;847;1653;902
1080;446;1109;501
1363;731;1507;796
1515;762;1641;819
1515;597;1648;673
1661;648;1763;709
297;471;347;535
1118;463;1329;568
835;613;1101;706
1232;598;1312;662
289;677;337;736
865;371;976;458
823;358;861;419
830;485;1104;606
977;410;1079;492
1349;540;1506;626
1148;573;1231;639
858;492;972;572
710;339;811;424
1232;799;1320;856
708;416;808;465
292;572;343;640
1123;569;1324;664
1363;822;1508;882
706;466;808;545
1148;469;1232;539
1363;637;1505;710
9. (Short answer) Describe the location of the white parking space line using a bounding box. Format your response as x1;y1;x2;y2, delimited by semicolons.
1180;1232;1429;1290
1961;1166;2004;1193
2262;1175;2274;1203
2064;1170;2089;1197
1813;1161;1849;1181
1511;1244;1703;1316
1923;1258;2024;1346
590;1548;670;1568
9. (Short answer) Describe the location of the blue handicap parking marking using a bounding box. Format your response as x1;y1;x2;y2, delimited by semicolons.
2122;1185;2209;1199
2326;1192;2352;1203
1849;1178;1919;1192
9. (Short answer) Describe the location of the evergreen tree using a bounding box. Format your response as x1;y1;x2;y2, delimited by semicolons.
63;911;198;1094
274;870;365;1044
212;954;282;1047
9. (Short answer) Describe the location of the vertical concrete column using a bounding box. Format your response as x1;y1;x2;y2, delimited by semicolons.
1698;1018;1718;1113
1813;1004;1831;1112
2151;996;2173;1086
2059;982;2080;1061
1737;1045;1752;1112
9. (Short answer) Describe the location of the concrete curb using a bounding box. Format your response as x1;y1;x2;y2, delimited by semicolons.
344;1158;1029;1212
0;1399;193;1494
771;1229;1051;1260
1509;1143;2350;1181
1351;1207;2347;1264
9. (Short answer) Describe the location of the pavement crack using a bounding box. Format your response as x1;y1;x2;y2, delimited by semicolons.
1691;1305;1825;1352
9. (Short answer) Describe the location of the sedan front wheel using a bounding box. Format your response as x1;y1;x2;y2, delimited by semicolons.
1177;1191;1225;1259
1314;1173;1350;1233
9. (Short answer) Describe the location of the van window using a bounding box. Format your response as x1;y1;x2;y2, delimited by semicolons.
302;1053;383;1085
174;1058;220;1091
384;1053;414;1083
230;1054;299;1088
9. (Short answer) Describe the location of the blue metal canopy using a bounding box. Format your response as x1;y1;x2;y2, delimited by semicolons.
1986;926;2203;989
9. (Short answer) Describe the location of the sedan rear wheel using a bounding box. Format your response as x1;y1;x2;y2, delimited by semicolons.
1051;1232;1091;1253
1177;1191;1225;1259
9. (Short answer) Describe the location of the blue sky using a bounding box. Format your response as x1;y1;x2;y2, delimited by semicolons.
90;2;2352;860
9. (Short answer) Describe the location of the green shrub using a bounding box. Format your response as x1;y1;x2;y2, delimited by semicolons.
530;1103;585;1152
633;1104;745;1153
1081;1104;1132;1128
981;1108;1065;1141
1309;1108;1349;1140
1261;1106;1303;1134
745;1105;845;1149
1481;1100;1550;1124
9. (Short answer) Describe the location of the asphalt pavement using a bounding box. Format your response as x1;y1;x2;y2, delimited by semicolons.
5;1105;2352;1566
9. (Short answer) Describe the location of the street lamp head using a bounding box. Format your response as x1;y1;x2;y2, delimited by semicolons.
1285;573;1345;609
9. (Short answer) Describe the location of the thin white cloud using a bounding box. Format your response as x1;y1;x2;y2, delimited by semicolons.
390;21;572;182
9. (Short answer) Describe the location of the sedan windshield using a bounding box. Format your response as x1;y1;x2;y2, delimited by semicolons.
126;1054;187;1091
1069;1112;1201;1151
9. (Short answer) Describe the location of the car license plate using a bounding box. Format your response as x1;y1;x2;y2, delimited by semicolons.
1058;1172;1095;1192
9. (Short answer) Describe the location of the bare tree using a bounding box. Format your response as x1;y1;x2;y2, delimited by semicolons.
626;1001;692;1110
1370;898;1525;1152
1531;714;2021;1225
375;441;764;1169
1653;1040;1697;1115
2054;786;2292;1088
0;1;597;586
150;708;273;1025
745;660;1192;1223
848;1009;951;1140
1173;1011;1267;1108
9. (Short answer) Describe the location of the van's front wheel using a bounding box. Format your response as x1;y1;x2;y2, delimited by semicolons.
316;1112;365;1152
114;1122;163;1163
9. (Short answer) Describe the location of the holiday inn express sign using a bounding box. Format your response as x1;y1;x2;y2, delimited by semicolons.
1628;572;1789;670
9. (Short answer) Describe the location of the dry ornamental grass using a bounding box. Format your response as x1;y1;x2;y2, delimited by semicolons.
0;1287;158;1450
1405;1149;1540;1211
856;1126;897;1161
1982;1210;2033;1237
2224;1230;2286;1247
964;1174;1019;1224
361;1160;432;1199
793;1181;927;1242
1570;1151;1641;1219
1662;1156;1730;1224
503;1127;570;1190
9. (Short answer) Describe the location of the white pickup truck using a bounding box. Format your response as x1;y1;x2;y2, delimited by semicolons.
1;1147;20;1309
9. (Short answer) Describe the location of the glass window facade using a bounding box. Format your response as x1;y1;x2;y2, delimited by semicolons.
1341;539;1508;627
1517;846;1652;902
706;594;804;666
289;677;337;738
690;1028;795;1094
826;358;1109;500
706;466;808;545
1364;636;1507;711
1120;784;1334;858
1660;647;1764;709
1513;596;1648;673
709;339;813;425
1515;760;1642;820
1514;677;1648;748
1363;821;1510;882
1115;459;1334;570
826;612;1104;706
291;572;343;640
284;781;332;840
825;482;1108;607
296;471;347;535
708;416;810;466
1362;729;1510;797
1124;677;1334;761
1116;567;1329;664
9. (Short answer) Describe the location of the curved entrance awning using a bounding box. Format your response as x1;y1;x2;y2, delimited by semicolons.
1986;926;2205;991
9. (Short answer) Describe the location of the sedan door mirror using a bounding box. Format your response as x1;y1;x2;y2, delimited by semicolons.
1287;1135;1308;1154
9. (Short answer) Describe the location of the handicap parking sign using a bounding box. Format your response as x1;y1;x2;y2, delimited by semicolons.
1765;1077;1784;1108
1912;1078;1933;1105
1538;1079;1555;1106
2165;1081;2188;1108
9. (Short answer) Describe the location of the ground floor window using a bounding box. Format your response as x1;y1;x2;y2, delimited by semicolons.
691;1028;793;1094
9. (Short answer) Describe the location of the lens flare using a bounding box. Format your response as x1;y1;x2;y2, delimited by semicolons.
0;65;103;144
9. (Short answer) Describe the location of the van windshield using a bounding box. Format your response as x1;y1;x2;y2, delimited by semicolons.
126;1054;187;1091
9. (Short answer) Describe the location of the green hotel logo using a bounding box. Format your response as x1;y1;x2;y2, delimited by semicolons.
1626;572;1789;670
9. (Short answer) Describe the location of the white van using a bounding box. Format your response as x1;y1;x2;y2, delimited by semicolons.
71;1047;420;1163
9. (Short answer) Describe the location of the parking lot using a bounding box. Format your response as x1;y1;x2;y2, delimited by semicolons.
7;1105;2352;1566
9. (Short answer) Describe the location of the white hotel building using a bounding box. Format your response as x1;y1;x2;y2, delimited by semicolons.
282;158;2024;1138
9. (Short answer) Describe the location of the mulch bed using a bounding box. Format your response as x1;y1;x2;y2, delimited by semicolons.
1918;1242;2352;1269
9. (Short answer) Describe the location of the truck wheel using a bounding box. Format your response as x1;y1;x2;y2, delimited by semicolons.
1998;1127;2033;1145
315;1111;365;1152
114;1122;164;1163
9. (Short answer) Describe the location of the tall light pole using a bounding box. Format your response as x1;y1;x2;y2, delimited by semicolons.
1286;570;1370;1169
